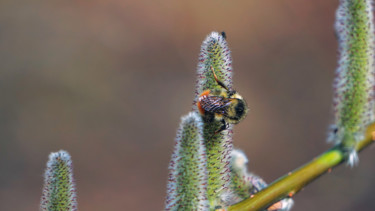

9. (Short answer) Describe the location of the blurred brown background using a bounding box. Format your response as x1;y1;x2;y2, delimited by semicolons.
1;0;375;210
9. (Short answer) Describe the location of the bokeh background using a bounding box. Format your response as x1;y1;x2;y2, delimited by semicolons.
1;0;375;210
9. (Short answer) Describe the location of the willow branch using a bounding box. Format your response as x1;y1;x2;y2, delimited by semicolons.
227;122;375;211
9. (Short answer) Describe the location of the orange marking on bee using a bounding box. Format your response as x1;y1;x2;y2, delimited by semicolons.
197;90;211;114
372;131;375;141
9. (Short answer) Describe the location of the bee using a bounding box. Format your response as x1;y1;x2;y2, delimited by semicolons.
197;66;248;134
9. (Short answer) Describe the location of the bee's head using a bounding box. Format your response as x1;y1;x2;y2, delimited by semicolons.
225;97;248;124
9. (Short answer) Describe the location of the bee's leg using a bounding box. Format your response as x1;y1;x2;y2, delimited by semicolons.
209;120;228;140
215;119;228;135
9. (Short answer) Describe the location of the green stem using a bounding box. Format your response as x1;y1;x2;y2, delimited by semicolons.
227;122;375;211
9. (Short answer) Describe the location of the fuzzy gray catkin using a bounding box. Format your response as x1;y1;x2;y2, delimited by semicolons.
228;150;294;211
165;112;209;210
40;150;77;211
194;31;233;106
194;32;235;209
329;0;375;166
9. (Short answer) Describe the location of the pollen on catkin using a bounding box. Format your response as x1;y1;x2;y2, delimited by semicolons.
40;150;77;211
165;112;209;211
329;0;375;166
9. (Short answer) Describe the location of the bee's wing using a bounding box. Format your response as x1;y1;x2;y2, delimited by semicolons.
200;96;233;114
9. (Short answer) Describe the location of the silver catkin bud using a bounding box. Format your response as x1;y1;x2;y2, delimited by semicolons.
165;112;209;210
40;150;78;211
329;0;375;167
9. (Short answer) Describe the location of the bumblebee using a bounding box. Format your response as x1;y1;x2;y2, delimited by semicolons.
197;66;248;133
